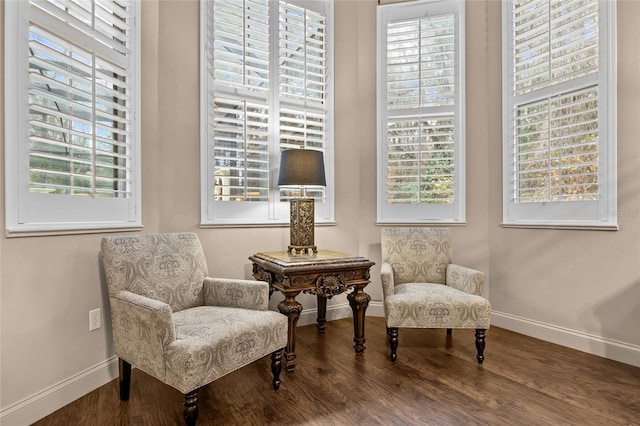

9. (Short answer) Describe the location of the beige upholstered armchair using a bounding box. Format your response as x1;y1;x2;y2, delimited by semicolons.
101;232;288;425
381;228;491;364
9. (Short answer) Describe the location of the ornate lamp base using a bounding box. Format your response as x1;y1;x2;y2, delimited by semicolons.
287;198;318;254
287;244;317;255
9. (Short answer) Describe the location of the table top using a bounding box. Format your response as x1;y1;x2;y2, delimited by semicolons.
250;250;374;271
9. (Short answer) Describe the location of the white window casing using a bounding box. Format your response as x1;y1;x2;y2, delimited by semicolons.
200;0;334;226
502;0;617;229
4;0;141;234
377;0;466;224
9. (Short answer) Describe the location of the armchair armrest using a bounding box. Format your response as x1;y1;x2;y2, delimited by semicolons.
203;277;269;311
110;290;175;379
381;262;395;299
446;264;485;296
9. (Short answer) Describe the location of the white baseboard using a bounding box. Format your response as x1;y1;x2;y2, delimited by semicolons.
365;301;385;318
491;311;640;368
0;357;119;426
0;301;384;426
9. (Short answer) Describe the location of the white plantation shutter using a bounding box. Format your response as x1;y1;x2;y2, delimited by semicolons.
31;0;131;60
211;0;270;92
278;2;328;202
503;0;616;228
513;0;598;96
205;0;271;217
386;15;455;110
377;0;465;224
386;116;455;205
201;0;334;225
279;3;327;102
514;86;599;203
5;0;140;233
28;26;132;198
212;98;270;201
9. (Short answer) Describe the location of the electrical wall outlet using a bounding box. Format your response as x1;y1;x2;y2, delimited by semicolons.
89;308;101;331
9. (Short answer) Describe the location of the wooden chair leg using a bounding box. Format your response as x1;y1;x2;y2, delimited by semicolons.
119;359;131;401
271;348;283;390
183;389;199;426
475;328;486;364
387;327;399;362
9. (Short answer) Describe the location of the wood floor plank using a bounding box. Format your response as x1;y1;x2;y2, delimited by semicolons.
32;317;640;425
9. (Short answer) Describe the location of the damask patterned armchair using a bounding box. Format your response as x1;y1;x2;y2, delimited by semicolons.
101;233;288;425
381;228;491;364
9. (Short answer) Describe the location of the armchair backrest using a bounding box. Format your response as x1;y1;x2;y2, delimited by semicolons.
381;228;451;285
101;232;209;312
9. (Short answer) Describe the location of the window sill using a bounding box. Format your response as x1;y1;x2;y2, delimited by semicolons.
375;221;467;227
5;225;144;238
200;221;337;229
500;223;619;231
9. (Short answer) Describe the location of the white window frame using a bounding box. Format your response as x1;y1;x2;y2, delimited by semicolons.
200;0;335;226
376;0;466;225
4;0;142;235
502;0;617;229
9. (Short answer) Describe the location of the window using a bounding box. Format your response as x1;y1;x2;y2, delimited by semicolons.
502;0;616;228
200;0;334;226
4;0;141;234
376;0;465;224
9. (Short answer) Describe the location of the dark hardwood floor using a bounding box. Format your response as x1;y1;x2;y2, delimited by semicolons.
34;317;640;425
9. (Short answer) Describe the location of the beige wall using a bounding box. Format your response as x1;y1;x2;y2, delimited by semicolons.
1;0;639;422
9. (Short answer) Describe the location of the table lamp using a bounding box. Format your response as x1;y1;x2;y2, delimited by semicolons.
278;149;326;254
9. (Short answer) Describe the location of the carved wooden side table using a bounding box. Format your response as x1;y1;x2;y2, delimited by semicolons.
249;250;374;372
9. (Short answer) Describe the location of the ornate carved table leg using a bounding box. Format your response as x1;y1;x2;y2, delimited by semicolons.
314;274;346;333
347;285;371;354
316;294;327;333
277;291;302;372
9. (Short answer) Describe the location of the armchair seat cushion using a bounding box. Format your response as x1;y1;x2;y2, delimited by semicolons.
165;306;288;393
385;283;490;329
